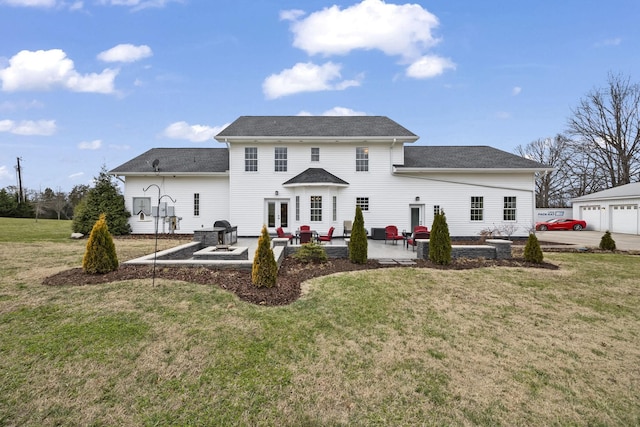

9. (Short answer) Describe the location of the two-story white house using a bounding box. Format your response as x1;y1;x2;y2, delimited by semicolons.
109;116;550;238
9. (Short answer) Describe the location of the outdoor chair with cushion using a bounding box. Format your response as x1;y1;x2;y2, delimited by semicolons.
300;225;311;231
385;225;405;245
276;227;293;241
318;226;335;244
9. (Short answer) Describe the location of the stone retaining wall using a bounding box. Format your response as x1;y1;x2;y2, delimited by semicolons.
416;239;512;260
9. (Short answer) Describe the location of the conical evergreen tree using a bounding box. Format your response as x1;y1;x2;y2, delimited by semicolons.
82;213;119;274
349;206;368;264
524;233;544;263
252;225;278;288
429;210;452;265
599;231;616;251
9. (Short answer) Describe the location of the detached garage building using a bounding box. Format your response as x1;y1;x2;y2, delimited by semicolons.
572;182;640;235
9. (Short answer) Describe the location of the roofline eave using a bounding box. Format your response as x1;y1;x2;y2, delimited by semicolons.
393;167;555;174
282;183;349;188
109;172;229;177
215;136;419;144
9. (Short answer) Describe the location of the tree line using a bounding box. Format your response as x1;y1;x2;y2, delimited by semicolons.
1;166;131;235
516;72;640;208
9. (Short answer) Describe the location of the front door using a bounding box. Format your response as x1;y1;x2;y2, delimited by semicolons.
410;204;424;231
267;200;289;230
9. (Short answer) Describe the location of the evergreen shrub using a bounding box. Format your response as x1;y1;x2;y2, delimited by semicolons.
82;213;119;274
523;233;544;263
429;210;452;265
349;206;368;264
599;231;616;251
292;242;328;263
252;225;278;288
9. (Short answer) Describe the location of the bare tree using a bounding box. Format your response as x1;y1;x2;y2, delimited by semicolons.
567;72;640;188
50;187;69;220
515;135;572;207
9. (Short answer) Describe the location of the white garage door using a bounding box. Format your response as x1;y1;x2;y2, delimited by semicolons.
611;204;639;234
580;205;602;231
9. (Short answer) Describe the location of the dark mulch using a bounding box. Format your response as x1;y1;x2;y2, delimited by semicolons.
42;255;558;306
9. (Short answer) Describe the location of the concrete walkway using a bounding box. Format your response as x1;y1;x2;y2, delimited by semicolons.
536;230;640;251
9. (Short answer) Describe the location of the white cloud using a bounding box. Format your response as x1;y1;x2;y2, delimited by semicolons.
98;44;153;63
279;9;304;21
162;121;229;142
0;99;44;111
595;37;622;47
78;139;102;150
0;49;118;94
512;86;522;96
0;165;11;181
97;0;180;11
68;172;84;179
285;0;440;60
298;107;366;116
0;119;56;135
0;0;56;7
405;55;456;79
263;61;361;99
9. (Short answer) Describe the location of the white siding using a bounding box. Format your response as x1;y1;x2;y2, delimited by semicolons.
229;141;536;237
123;175;229;234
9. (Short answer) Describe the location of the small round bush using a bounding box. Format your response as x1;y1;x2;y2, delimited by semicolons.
292;242;328;263
523;233;544;264
599;231;616;251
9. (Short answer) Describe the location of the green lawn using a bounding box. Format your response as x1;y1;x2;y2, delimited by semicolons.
0;218;639;426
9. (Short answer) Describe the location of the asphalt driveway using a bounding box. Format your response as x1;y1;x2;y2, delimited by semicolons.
536;230;640;251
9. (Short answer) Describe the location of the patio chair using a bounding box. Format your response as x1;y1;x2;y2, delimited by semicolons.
299;230;313;244
300;225;311;231
276;226;293;241
406;230;430;251
385;225;405;245
343;220;352;237
318;226;335;244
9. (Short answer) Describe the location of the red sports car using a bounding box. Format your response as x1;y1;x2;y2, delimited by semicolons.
535;218;586;231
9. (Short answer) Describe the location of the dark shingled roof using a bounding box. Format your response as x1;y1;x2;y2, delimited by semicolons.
399;146;549;169
283;168;349;186
110;148;229;174
216;116;418;140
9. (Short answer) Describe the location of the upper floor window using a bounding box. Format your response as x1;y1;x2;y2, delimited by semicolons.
194;193;200;216
310;196;322;222
503;196;516;221
245;147;257;172
356;197;369;211
470;196;484;221
356;147;369;171
311;147;320;162
275;147;287;172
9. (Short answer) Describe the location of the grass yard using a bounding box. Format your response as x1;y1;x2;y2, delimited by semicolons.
1;218;639;426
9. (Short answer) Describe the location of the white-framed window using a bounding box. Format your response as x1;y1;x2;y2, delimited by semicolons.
434;205;441;216
275;147;287;172
245;147;258;172
470;196;484;221
356;147;369;172
311;147;320;162
295;196;300;221
132;197;151;220
356;197;369;211
503;196;516;221
194;193;200;216
310;196;322;222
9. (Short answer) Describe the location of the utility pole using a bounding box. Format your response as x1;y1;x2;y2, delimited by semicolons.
16;157;25;203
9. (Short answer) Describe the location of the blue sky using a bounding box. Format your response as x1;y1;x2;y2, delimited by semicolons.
1;0;638;193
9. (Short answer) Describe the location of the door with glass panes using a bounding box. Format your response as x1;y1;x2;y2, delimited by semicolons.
266;200;289;231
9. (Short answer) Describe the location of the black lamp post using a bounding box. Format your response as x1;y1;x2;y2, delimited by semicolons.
143;184;176;287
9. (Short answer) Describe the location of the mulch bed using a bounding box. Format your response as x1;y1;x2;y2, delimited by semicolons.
43;254;559;306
